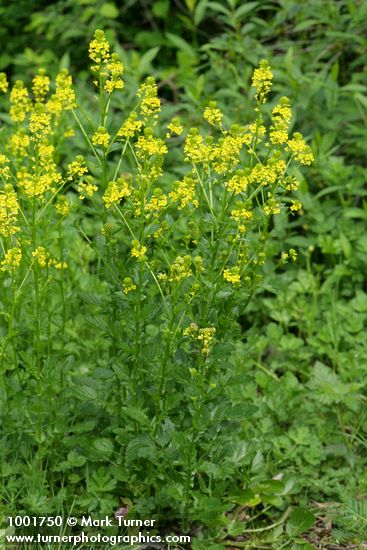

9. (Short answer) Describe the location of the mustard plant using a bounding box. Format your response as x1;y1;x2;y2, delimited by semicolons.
0;31;313;526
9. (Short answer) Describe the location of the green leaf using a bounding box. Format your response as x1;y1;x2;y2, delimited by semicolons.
126;435;156;462
92;438;114;458
166;32;196;57
122;406;149;426
286;507;315;536
99;2;119;18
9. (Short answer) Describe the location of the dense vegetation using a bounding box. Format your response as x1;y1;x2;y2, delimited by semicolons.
1;1;367;548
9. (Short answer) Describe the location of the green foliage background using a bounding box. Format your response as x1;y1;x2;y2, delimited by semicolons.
1;1;367;547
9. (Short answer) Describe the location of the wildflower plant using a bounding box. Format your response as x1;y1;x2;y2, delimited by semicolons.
0;32;313;529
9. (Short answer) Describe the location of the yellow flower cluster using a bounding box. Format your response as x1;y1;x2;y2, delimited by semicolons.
52;69;76;112
118;112;143;139
32;69;50;103
270;96;292;145
32;246;67;269
168;255;192;283
10;81;31;122
230;205;253;232
131;240;147;261
287;132;314;165
223;267;241;285
105;54;124;93
103;175;132;208
89;30;124;93
17;170;50;198
29;103;51;138
184;129;212;164
283;175;300;191
264;196;281;215
55;195;70;216
92;127;110;149
227;158;286;195
146;189;167;217
281;249;297;262
89;29;110;65
78;176;98;200
0;72;8;93
137;77;161;119
8;129;30;158
203;101;223;126
250;159;286;186
123;277;136;294
0;154;10;181
17;144;62;199
0;184;20;237
67;156;89;180
170;174;198;209
183;323;216;355
210;133;246;174
32;246;48;268
43;69;76;117
166;118;183;138
1;247;22;273
227;170;249;194
136;131;167;157
290;199;302;212
252;59;273;103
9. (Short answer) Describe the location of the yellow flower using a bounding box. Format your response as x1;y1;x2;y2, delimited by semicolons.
184;129;212;164
118;112;143;139
78;176;98;200
230;205;253;232
170;174;198;209
32;246;48;268
89;29;110;65
136;131;167;157
8;129;30;157
92;127;110;149
17;154;62;198
168;255;192;283
223;267;241;285
122;277;136;294
281;248;297;262
104;53;124;92
55;69;76;110
227;170;249;194
0;72;9;93
203;101;223;126
0;154;10;181
131;240;147;261
183;323;216;355
29;103;51;138
249;159;286;186
146;188;167;216
270;96;292;144
252;60;273;103
10;80;31;122
49;259;68;269
67;156;88;180
210;133;244;174
166;118;183;138
290;199;302;212
55;195;70;216
103;175;132;208
32;69;50;103
1;247;22;273
287;132;314;165
0;184;20;237
64;127;75;138
263;196;281;215
137;77;161;118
